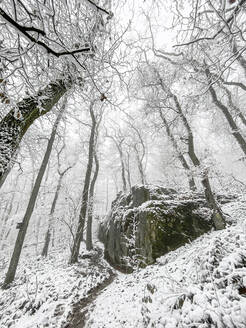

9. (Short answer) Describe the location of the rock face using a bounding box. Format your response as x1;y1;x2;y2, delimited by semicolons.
99;185;214;272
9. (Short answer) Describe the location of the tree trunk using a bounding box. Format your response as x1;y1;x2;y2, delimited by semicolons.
69;101;96;264
86;151;99;251
2;101;66;288
0;197;13;247
158;108;197;191
221;84;246;127
108;136;127;192
118;146;127;192
125;151;132;190
205;67;246;156
232;42;246;78
1;178;27;251
41;164;72;257
172;93;226;230
135;146;146;185
0;79;68;188
155;69;225;229
41;175;62;257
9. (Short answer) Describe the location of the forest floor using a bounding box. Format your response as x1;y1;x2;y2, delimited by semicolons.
66;269;116;328
1;197;246;328
0;246;115;328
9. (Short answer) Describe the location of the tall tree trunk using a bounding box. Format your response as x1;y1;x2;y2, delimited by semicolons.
41;176;62;257
134;145;147;185
118;145;127;192
41;165;72;257
125;151;132;190
0;197;13;246
70;101;96;264
172;94;226;230
1;178;28;251
86;151;99;251
128;122;147;186
155;69;225;229
0;79;68;188
107;135;127;193
232;42;246;78
205;68;246;156
0;172;22;248
158;108;197;191
221;84;246;127
2;100;66;288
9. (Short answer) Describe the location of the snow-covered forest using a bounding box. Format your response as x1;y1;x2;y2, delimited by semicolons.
1;0;246;327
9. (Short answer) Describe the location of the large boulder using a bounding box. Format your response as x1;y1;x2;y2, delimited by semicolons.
99;185;214;272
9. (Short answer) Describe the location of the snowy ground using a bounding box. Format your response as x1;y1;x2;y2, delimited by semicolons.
1;198;246;328
0;247;113;328
85;200;246;328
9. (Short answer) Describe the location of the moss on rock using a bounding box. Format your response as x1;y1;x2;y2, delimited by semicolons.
99;185;213;272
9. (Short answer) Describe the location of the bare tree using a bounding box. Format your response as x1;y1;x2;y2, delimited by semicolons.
127;121;148;185
2;99;66;288
70;100;97;264
86;151;100;251
156;106;197;191
205;67;246;157
106;131;127;192
0;0;112;188
42;144;73;257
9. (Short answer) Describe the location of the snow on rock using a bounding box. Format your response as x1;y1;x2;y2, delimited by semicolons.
99;185;215;272
87;219;246;328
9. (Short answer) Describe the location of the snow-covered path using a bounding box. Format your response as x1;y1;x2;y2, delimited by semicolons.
84;221;246;328
84;272;145;327
67;269;116;328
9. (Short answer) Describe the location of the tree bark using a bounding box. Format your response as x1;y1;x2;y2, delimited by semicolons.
125;151;132;190
2;100;66;288
41;163;72;257
232;42;246;78
158;108;197;191
41;174;62;257
0;79;68;188
205;68;246;156
108;136;127;192
155;69;225;229
70;101;96;264
221;84;246;127
129;123;147;185
86;151;99;251
0;196;14;247
134;145;146;185
117;143;127;192
172;93;226;230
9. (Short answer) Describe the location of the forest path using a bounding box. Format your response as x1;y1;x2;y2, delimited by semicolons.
66;268;116;328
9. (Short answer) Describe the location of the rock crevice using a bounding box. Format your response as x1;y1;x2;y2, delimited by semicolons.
99;185;214;272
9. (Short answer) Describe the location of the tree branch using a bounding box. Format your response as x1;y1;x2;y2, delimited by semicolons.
0;7;91;57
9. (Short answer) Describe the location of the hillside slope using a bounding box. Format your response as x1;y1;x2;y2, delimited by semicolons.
86;201;246;328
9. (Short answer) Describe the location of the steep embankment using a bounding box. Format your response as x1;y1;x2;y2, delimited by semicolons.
86;201;246;328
